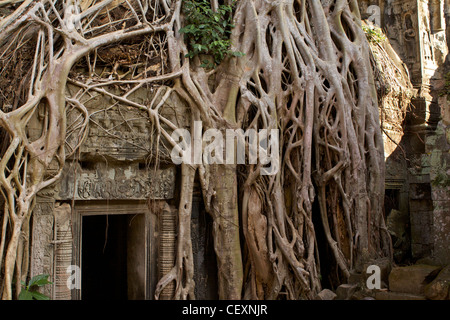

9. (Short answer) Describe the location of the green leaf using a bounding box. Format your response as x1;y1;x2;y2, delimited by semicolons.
180;25;196;34
28;274;52;287
18;290;33;300
30;291;51;300
192;44;202;51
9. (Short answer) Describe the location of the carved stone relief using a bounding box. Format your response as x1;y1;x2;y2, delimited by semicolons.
420;4;436;65
404;12;419;66
65;84;190;164
158;203;177;299
56;162;176;201
30;200;55;298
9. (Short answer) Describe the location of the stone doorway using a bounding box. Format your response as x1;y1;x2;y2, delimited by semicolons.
81;214;145;300
72;201;157;300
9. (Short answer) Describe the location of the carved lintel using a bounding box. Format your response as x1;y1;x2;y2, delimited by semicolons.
57;164;176;200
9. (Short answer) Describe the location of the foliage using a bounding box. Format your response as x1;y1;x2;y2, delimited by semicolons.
362;24;386;44
18;274;52;300
179;0;243;68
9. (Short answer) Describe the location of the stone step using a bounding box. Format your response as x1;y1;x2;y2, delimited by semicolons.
375;291;427;300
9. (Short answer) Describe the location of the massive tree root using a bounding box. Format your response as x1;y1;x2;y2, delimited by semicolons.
0;0;390;300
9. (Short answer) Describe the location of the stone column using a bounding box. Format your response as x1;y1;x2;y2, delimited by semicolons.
158;202;176;299
53;203;73;300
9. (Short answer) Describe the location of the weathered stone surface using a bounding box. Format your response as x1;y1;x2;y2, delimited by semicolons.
65;85;190;163
416;256;441;266
315;289;337;300
409;183;434;261
57;162;176;200
53;203;73;300
429;123;450;266
424;265;450;300
389;265;442;294
336;284;358;300
375;291;426;300
30;201;55;298
351;289;372;300
348;271;363;285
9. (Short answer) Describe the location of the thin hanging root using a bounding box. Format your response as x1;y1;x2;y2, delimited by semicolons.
154;266;177;299
0;205;9;273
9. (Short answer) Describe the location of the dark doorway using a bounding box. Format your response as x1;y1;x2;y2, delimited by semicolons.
191;193;219;299
384;189;400;217
81;214;146;300
311;196;335;290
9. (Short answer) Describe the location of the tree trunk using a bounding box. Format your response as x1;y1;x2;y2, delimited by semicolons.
209;164;243;299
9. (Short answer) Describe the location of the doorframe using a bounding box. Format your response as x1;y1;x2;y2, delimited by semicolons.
71;200;157;300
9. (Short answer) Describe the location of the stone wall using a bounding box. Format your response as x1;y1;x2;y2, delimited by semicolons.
358;0;449;264
427;95;450;265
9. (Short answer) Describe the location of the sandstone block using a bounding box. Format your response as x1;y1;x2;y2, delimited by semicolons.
389;264;442;294
336;284;358;300
315;289;337;300
424;265;450;300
